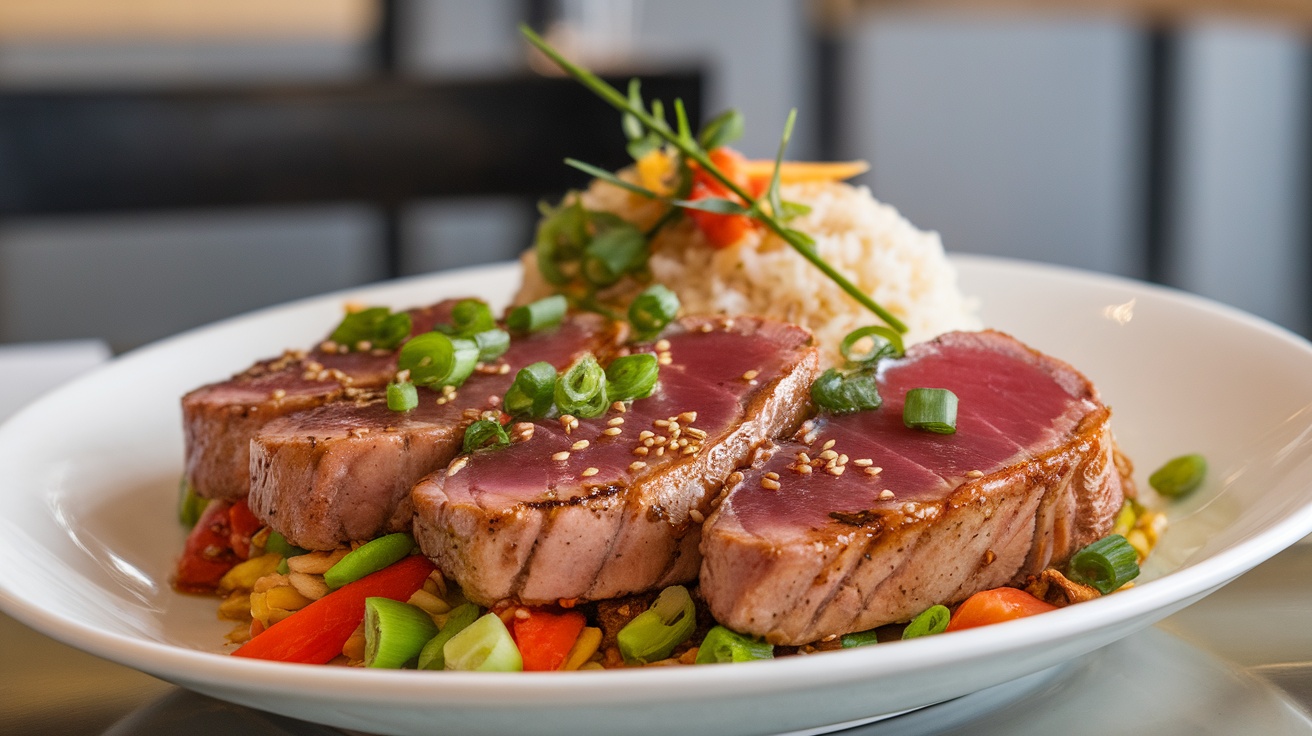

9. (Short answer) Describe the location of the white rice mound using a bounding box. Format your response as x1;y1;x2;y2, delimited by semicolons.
517;177;979;366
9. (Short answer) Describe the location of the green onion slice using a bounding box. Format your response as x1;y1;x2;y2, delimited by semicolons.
329;307;412;351
811;368;882;414
177;477;208;529
418;602;481;670
508;295;568;334
471;328;510;362
629;284;680;337
263;530;307;559
1067;534;1140;594
555;354;609;419
444;612;523;672
694;625;774;664
903;388;958;434
840;629;880;648
364;597;438;669
901;605;950;640
605;353;659;402
323;533;416;590
504;362;558;418
617;585;698;664
463;419;510;454
450;299;496;336
386;381;418;412
1148;453;1207;498
839;325;904;366
535;200;589;286
398;333;479;388
1111;499;1139;538
582;214;648;288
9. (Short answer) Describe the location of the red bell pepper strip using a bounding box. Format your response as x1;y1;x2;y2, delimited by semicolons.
232;554;435;664
686;148;763;249
512;609;586;671
227;500;263;561
174;499;237;594
945;587;1057;632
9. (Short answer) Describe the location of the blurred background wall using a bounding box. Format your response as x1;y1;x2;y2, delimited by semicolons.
0;0;1307;351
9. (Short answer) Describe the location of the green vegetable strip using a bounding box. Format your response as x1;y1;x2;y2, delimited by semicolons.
555;354;609;419
329;307;412;351
694;625;774;664
504;362;558;418
840;630;880;648
443;612;523;672
901;605;950;639
1067;534;1140;594
386;381;418;412
519;24;908;334
903;388;958;434
323;533;416;590
617;585;697;664
364;597;438;669
1148;453;1207;498
264;530;307;559
839;325;905;365
605;353;659;402
463;419;511;453
397;333;480;388
629;284;680;336
418;603;481;670
472;328;510;362
450;299;496;335
177;478;208;528
508;295;568;333
811;368;882;414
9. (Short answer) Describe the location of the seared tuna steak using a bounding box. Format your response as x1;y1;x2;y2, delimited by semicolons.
182;301;456;500
249;314;621;550
412;316;819;606
699;330;1125;645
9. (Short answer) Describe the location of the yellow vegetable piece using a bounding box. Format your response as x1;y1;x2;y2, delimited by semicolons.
562;626;603;671
265;585;313;612
741;160;870;183
218;553;282;594
637;150;675;194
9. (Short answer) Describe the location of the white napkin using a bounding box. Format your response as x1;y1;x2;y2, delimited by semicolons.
0;340;112;422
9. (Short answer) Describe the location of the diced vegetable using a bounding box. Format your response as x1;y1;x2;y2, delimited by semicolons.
329;307;412;351
811;368;882;414
555;354;609;419
323;533;416;590
263;529;307;559
463;419;510;453
617;585;697;664
177;477;208;528
217;553;281;594
233;554;434;664
1149;453;1207;498
901;604;950;639
512;609;587;671
504;362;558;419
685;148;757;249
840;629;880;648
386;380;418;412
562;626;603;670
418;603;481;671
903;388;958;434
471;328;510;362
449;299;496;335
226;500;262;561
605;353;659;402
628;284;680;338
946;587;1057;632
397;332;479;389
364;597;438;669
695;626;774;664
508;295;568;334
174;500;237;594
1067;534;1140;594
444;613;523;672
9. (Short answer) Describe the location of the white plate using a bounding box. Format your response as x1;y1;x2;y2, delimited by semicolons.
3;255;1312;736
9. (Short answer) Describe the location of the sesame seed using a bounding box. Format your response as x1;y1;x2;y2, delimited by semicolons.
356;340;372;352
819;450;838;461
632;446;649;456
827;466;846;477
514;608;531;620
653;419;670;428
853;458;873;467
498;363;511;374
581;467;599;477
658;354;673;366
741;370;759;382
447;457;469;477
612;401;626;413
761;478;782;491
571;440;590;451
608;417;625;427
552;451;571;462
678;411;698;423
654;446;665;456
983;549;997;565
797;452;812;464
797;464;813;475
689;509;705;523
271;389;286;400
863;466;883;477
638;430;655;440
765;472;780;481
681;445;697;455
822;439;836;451
644;438;657;447
966;470;985;478
879;489;895;500
685;427;707;439
655;339;671;352
603;427;623;436
629;461;647;471
442;384;456;396
727;471;744;485
395;369;411;383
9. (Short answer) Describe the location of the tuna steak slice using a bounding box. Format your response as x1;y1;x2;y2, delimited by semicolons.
248;313;621;550
699;330;1125;645
412;316;819;607
182;301;457;501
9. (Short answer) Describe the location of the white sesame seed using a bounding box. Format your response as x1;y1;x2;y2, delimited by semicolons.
271;389;286;400
658;354;673;366
632;446;649;456
655;339;671;352
581;467;599;477
612;401;626;413
571;440;590;451
446;456;470;476
879;489;895;500
827;465;846;477
741;369;759;382
608;417;625;426
764;472;780;481
797;464;813;475
678;411;698;423
654;446;665;456
638;430;655;440
602;427;622;436
819;450;838;461
822;439;836;450
863;466;883;477
689;509;705;523
514;608;531;620
966;470;985;478
552;451;570;462
654;419;670;428
760;478;781;491
629;461;647;471
838;454;849;466
853;458;873;467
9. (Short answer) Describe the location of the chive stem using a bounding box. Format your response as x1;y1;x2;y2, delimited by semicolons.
323;533;416;590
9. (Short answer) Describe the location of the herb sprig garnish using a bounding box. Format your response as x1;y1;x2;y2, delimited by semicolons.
519;24;908;334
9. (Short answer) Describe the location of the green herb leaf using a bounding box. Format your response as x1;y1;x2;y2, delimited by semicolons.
564;159;661;199
583;222;648;287
698;108;745;151
671;196;750;215
463;419;511;453
766;108;797;222
778;200;812;220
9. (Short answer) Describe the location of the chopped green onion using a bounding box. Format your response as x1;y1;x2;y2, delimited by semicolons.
323;533;416;590
605;353;659;402
582;218;648;287
463;419;510;453
329;307;412;351
508;295;568;334
504;362;558;418
417;602;481;670
276;558;289;575
444;612;523;672
839;325;904;366
840;629;880;648
1111;499;1139;538
1149;453;1207;498
398;333;479;388
694;625;774;664
1067;534;1140;594
534;200;588;286
617;585;697;664
364;597;438;669
471;328;510;362
555;354;609;419
263;530;306;559
177;477;208;528
629;284;680;337
386;381;418;412
901;605;950;639
903;388;958;434
450;299;496;336
811;368;882;414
